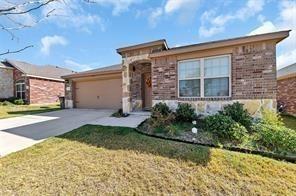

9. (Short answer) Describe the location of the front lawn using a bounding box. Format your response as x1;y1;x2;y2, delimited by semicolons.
0;125;295;195
0;103;61;119
282;114;296;130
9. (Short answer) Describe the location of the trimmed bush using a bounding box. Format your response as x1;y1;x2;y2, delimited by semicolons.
176;103;197;122
254;123;296;153
204;113;247;142
220;102;253;130
261;109;284;126
151;102;171;118
14;99;25;105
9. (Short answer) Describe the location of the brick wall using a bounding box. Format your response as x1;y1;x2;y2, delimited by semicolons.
232;41;277;99
151;55;177;100
151;41;277;101
0;67;13;98
277;77;296;115
29;77;65;104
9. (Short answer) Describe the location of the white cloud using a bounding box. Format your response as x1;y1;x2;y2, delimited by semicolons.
248;0;296;69
148;7;163;27
64;60;92;71
41;35;67;55
199;0;265;37
147;0;200;27
248;21;277;35
277;49;296;69
164;0;198;14
90;0;140;16
42;0;105;32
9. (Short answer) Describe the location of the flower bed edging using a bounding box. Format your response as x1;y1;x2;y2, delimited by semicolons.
134;126;296;163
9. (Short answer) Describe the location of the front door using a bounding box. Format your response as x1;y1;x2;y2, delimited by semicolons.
142;72;152;110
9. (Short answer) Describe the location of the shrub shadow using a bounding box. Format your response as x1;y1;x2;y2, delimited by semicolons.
57;125;211;166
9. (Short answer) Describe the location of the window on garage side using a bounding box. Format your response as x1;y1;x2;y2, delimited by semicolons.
16;80;26;100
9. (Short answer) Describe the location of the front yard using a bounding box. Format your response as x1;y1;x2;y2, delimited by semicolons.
0;125;295;195
0;103;60;119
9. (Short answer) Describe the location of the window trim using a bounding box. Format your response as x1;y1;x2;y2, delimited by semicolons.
177;59;201;98
15;80;26;100
177;54;231;98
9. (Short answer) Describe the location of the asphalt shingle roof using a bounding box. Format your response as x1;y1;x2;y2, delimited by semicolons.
277;63;296;78
6;60;75;80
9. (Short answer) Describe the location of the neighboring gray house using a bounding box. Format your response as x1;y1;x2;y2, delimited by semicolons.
0;62;14;99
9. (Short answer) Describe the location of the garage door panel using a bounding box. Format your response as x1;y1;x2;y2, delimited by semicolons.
75;77;122;109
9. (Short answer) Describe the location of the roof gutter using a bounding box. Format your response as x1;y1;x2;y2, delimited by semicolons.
150;30;290;58
62;69;122;79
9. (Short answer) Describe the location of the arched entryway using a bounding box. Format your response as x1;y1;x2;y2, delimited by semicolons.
129;60;152;111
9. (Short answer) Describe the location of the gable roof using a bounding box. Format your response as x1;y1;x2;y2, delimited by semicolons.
0;62;13;69
5;60;76;81
62;64;122;79
117;39;168;55
277;63;296;80
150;30;290;57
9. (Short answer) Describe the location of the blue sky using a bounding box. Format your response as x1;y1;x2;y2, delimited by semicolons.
0;0;295;71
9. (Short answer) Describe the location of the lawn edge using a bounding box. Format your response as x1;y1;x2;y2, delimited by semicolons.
135;122;296;163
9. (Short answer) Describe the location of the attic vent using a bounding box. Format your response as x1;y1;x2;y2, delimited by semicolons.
151;48;163;53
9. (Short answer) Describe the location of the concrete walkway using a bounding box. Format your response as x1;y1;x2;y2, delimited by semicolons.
90;112;150;128
0;109;150;157
0;109;113;157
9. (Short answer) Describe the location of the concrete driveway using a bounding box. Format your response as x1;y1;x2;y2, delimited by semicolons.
0;109;113;157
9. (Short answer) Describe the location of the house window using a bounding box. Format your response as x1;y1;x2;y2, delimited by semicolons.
16;81;26;100
178;55;231;98
178;60;201;97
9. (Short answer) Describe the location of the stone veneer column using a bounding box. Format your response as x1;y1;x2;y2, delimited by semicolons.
122;54;150;113
122;61;131;113
65;79;74;108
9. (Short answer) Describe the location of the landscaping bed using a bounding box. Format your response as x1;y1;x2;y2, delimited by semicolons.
138;102;296;162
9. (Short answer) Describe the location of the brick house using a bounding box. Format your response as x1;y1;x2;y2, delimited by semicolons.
277;63;296;115
63;30;290;116
0;60;75;104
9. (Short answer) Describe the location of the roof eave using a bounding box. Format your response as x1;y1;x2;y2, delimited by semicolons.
116;39;168;55
150;30;291;58
25;74;65;82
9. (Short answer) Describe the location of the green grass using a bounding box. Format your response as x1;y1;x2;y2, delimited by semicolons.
0;125;295;195
0;103;61;119
282;114;296;130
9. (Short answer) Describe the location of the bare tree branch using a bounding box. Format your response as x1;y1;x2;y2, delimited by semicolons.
0;45;33;56
0;0;56;16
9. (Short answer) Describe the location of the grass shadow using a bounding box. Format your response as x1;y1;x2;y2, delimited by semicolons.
7;108;61;116
58;125;211;166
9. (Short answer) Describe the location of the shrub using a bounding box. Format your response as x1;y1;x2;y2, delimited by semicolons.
2;101;13;106
176;103;197;122
220;102;253;130
111;108;127;118
14;99;24;105
149;111;175;130
0;97;17;103
151;102;171;118
261;109;284;126
254;123;296;153
204;113;247;142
